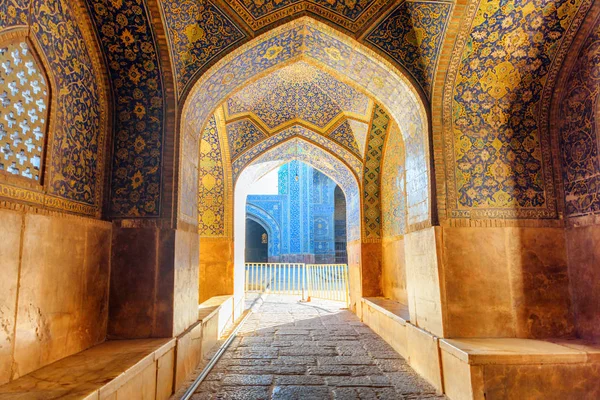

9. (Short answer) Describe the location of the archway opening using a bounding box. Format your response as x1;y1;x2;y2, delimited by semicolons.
187;17;431;321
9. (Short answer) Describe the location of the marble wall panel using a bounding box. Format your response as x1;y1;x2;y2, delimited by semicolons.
199;238;234;304
361;242;383;298
482;363;600;398
566;224;600;340
381;237;407;305
346;241;363;316
12;212;110;381
406;323;443;393
156;347;175;400
174;321;202;390
441;227;515;338
174;229;200;337
0;210;21;384
439;227;573;339
505;228;574;338
404;227;445;337
108;228;175;339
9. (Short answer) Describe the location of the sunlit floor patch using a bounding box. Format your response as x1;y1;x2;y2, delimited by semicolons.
180;295;446;400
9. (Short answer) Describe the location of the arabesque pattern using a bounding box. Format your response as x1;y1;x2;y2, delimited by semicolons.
199;116;227;236
363;104;390;240
447;0;588;219
226;61;370;130
328;120;361;157
87;0;165;217
160;0;246;96
381;122;406;237
231;124;363;181
0;0;108;215
225;0;389;31
227;119;266;159
559;19;600;218
365;0;452;96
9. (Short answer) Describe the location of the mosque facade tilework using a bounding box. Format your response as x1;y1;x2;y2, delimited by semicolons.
247;164;339;261
559;18;600;218
245;138;361;241
198;116;227;236
381;122;406;237
445;0;589;219
1;0;108;216
86;0;165;217
363;104;389;240
365;0;453;97
160;0;246;96
182;20;429;229
247;201;282;257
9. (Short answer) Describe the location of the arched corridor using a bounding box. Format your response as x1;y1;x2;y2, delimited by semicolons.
1;1;600;399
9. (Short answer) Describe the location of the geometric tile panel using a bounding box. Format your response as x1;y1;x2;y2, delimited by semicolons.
365;1;453;97
363;104;390;240
446;0;589;219
0;41;49;181
226;119;266;159
381;122;406;237
559;19;600;218
328;120;361;157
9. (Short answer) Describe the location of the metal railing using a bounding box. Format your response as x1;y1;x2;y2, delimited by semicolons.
245;263;349;304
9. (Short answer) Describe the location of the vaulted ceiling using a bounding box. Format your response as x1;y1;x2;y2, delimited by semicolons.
223;60;372;159
75;0;597;222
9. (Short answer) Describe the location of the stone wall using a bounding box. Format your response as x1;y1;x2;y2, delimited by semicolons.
0;208;111;385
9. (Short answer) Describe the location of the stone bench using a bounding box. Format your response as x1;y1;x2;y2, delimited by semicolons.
0;295;236;399
175;295;235;388
361;297;445;392
362;297;410;358
440;338;600;400
0;338;176;400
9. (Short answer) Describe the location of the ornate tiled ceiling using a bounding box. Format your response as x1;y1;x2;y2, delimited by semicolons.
225;61;372;131
160;1;452;99
223;60;373;160
221;0;390;32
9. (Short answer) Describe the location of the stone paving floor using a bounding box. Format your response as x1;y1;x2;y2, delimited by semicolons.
183;295;446;400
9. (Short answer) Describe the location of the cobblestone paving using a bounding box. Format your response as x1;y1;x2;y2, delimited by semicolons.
189;295;445;400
